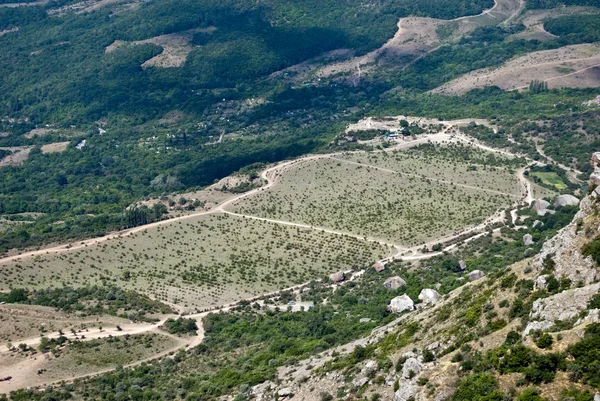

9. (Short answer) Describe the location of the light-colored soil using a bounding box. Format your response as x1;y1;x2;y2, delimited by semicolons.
0;303;130;344
0;0;47;8
0;147;30;167
48;0;138;15
24;128;85;139
41;141;70;154
226;147;518;247
510;6;600;42
432;43;600;95
0;213;392;309
0;27;19;37
314;0;523;81
105;27;216;69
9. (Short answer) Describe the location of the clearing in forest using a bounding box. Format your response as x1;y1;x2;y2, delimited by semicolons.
226;144;521;247
0;214;392;308
431;43;600;95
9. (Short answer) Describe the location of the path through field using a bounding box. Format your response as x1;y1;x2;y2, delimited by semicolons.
0;127;534;392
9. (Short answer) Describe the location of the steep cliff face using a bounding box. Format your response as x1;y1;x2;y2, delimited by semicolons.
535;191;598;286
535;154;600;287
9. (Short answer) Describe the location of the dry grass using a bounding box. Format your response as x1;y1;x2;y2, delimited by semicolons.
0;213;392;309
432;43;600;95
0;304;129;344
227;147;518;247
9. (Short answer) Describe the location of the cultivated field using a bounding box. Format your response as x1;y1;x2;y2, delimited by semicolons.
0;214;392;309
227;145;520;247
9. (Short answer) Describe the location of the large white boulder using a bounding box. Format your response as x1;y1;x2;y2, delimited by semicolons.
384;276;407;289
554;194;579;207
419;289;441;304
388;294;415;313
532;199;551;216
467;270;485;281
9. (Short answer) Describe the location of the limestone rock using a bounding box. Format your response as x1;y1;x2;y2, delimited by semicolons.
384;276;407;289
591;169;600;186
394;381;418;401
523;234;534;246
252;381;275;400
467;270;484;281
359;318;372;323
523;320;554;337
530;283;600;323
536;193;598;285
594;392;600;401
458;260;467;271
402;357;422;379
388;294;415;313
554;194;580;207
329;271;345;283
532;220;543;228
373;262;385;272
535;275;547;290
419;289;441;304
532;199;550;216
277;387;293;398
575;309;600;326
353;377;368;388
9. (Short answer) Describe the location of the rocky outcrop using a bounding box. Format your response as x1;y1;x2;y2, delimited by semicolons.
536;192;598;285
528;283;600;328
389;295;415;313
532;199;551;216
402;357;422;379
384;276;407;289
329;271;345;283
394;381;418;401
419;289;441;304
458;260;467;271
373;262;385;272
467;270;484;281
523;234;534;246
554;194;580;207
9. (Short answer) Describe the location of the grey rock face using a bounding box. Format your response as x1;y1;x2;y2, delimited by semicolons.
419;289;441;304
467;270;485;281
523;320;555;337
402;357;422;379
536;194;598;285
533;220;544;228
535;275;548;290
329;271;345;283
394;381;418;401
530;283;600;323
384;276;407;289
458;260;467;271
523;234;534;246
388;294;415;313
532;199;550;216
554;194;580;207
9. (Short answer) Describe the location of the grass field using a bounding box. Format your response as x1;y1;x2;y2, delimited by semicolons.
227;145;520;247
531;171;568;190
0;304;130;344
0;214;392;309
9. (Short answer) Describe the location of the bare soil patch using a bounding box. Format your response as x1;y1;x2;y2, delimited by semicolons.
511;6;600;42
105;27;216;69
41;141;70;154
432;43;600;95
0;147;31;167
